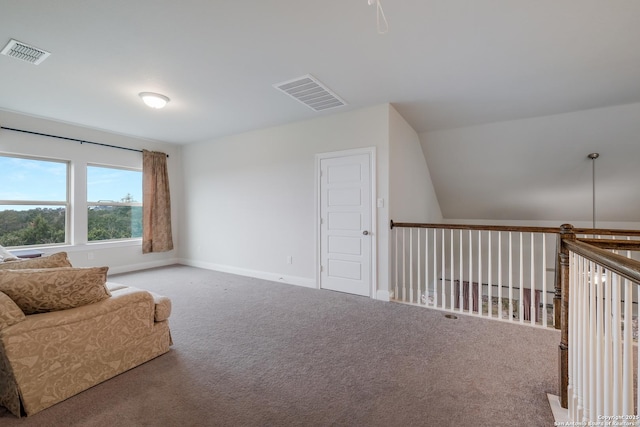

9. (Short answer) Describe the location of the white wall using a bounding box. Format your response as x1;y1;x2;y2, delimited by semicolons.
389;105;442;223
0;109;182;274
388;105;443;299
421;102;640;223
180;104;392;294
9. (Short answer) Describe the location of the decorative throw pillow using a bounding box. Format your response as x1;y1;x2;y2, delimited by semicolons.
0;266;111;314
0;245;18;262
0;252;71;270
0;290;25;329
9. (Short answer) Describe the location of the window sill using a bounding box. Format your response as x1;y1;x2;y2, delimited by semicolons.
9;249;44;259
86;239;142;248
21;239;142;254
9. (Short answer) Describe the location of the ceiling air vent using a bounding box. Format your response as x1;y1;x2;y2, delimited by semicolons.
1;39;51;65
273;74;346;112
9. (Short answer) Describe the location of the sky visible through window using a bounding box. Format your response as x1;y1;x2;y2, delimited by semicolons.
0;157;142;207
0;156;66;202
87;165;142;203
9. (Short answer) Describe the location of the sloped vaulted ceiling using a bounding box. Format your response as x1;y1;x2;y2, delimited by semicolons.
1;1;640;223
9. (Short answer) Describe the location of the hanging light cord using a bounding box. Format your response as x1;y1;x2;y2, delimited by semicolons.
368;0;389;34
588;153;599;229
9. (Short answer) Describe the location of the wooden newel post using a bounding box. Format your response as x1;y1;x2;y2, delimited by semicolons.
554;235;562;330
558;223;575;409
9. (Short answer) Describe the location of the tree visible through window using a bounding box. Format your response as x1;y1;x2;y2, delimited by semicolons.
0;155;68;247
87;165;142;242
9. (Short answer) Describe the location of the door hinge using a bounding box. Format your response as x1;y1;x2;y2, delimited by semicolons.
320;265;323;272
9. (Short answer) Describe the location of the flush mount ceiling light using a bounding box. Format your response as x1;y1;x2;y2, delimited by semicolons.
139;92;170;109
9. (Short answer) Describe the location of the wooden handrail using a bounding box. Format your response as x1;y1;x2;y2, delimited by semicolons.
564;238;640;284
577;238;640;251
389;220;560;234
390;220;640;238
573;227;640;237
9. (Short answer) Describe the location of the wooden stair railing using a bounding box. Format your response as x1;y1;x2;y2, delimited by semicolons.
557;224;640;410
390;220;640;412
390;220;563;326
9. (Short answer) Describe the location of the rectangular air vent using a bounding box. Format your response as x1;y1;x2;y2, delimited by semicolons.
1;39;51;65
273;74;346;112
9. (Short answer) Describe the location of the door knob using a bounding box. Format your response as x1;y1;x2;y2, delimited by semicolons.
362;230;369;235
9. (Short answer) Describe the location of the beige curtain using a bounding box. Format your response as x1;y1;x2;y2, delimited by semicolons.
143;150;174;253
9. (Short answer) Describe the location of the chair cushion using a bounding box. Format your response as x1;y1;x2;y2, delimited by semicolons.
0;266;111;314
0;252;71;270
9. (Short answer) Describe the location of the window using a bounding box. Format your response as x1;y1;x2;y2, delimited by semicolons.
0;155;69;247
87;165;142;242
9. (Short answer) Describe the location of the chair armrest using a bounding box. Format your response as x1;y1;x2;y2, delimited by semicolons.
0;291;25;330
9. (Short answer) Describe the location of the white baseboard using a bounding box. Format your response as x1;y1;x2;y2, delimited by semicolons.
547;393;569;423
178;258;317;289
376;289;392;302
108;258;180;275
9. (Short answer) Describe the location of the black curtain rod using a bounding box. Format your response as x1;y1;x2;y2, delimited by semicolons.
0;126;168;157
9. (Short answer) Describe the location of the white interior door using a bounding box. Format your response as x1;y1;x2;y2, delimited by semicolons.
319;153;372;297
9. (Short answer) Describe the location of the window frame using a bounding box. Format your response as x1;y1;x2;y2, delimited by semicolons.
0;153;70;248
86;163;143;244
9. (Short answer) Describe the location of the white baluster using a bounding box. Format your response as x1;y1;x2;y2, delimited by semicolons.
409;228;413;304
530;233;535;325
637;281;640;419
417;228;421;304
498;232;503;319
450;229;454;312
595;265;603;418
394;227;398;301
588;261;596;421
509;232;513;320
578;258;589;421
459;229;463;312
433;228;445;308
441;228;446;309
577;256;585;421
519;232;524;324
469;230;473;314
622;278;633;416
604;269;613;416
488;231;493;319
425;228;430;306
542;233;547;327
568;252;576;419
478;231;482;316
402;228;406;302
567;253;579;420
612;274;622;416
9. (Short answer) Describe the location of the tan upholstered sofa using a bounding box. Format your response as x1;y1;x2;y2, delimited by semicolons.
0;252;172;417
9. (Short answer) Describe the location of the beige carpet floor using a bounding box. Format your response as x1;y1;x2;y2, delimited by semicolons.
0;265;560;426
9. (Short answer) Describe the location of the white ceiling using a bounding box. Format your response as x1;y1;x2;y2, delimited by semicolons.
2;1;640;224
2;1;640;145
